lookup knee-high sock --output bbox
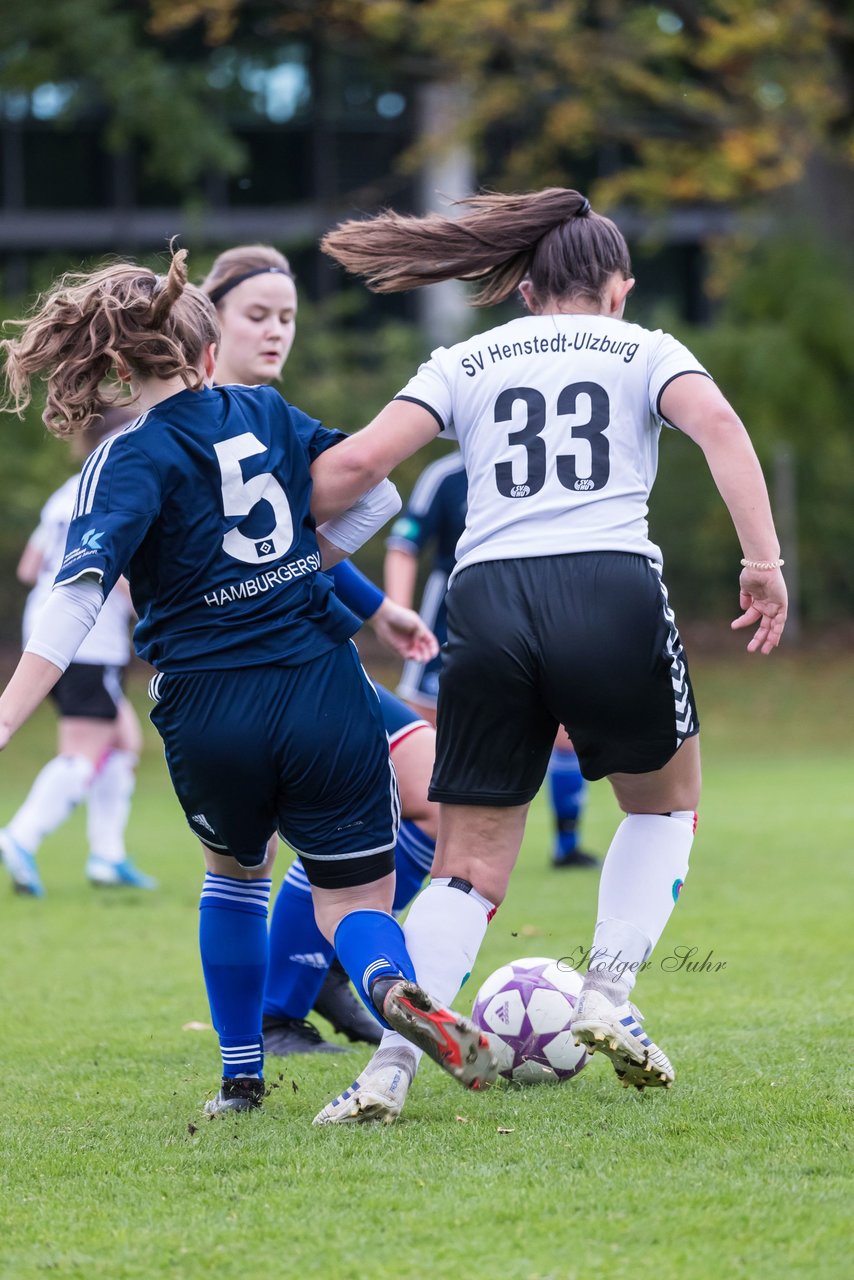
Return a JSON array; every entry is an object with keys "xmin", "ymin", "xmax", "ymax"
[
  {"xmin": 377, "ymin": 876, "xmax": 495, "ymax": 1062},
  {"xmin": 334, "ymin": 910, "xmax": 416, "ymax": 1027},
  {"xmin": 199, "ymin": 873, "xmax": 271, "ymax": 1078},
  {"xmin": 86, "ymin": 750, "xmax": 137, "ymax": 863},
  {"xmin": 264, "ymin": 858, "xmax": 333, "ymax": 1021},
  {"xmin": 392, "ymin": 819, "xmax": 435, "ymax": 914},
  {"xmin": 548, "ymin": 746, "xmax": 586, "ymax": 856},
  {"xmin": 6, "ymin": 755, "xmax": 94, "ymax": 853},
  {"xmin": 584, "ymin": 811, "xmax": 695, "ymax": 1000}
]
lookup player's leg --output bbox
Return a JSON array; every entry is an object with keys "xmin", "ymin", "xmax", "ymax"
[
  {"xmin": 0, "ymin": 665, "xmax": 113, "ymax": 895},
  {"xmin": 548, "ymin": 726, "xmax": 598, "ymax": 869},
  {"xmin": 538, "ymin": 552, "xmax": 701, "ymax": 1090},
  {"xmin": 287, "ymin": 645, "xmax": 495, "ymax": 1124},
  {"xmin": 311, "ymin": 690, "xmax": 439, "ymax": 1042},
  {"xmin": 262, "ymin": 858, "xmax": 346, "ymax": 1055},
  {"xmin": 148, "ymin": 667, "xmax": 284, "ymax": 1114},
  {"xmin": 570, "ymin": 738, "xmax": 700, "ymax": 1090},
  {"xmin": 264, "ymin": 686, "xmax": 438, "ymax": 1053},
  {"xmin": 197, "ymin": 838, "xmax": 277, "ymax": 1114},
  {"xmin": 85, "ymin": 673, "xmax": 156, "ymax": 889}
]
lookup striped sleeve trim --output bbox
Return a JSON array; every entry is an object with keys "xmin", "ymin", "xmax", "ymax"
[{"xmin": 74, "ymin": 412, "xmax": 149, "ymax": 518}]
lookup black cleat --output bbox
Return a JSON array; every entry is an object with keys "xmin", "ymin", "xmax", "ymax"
[
  {"xmin": 204, "ymin": 1076, "xmax": 266, "ymax": 1115},
  {"xmin": 552, "ymin": 848, "xmax": 600, "ymax": 869},
  {"xmin": 262, "ymin": 1015, "xmax": 347, "ymax": 1056},
  {"xmin": 313, "ymin": 958, "xmax": 382, "ymax": 1045}
]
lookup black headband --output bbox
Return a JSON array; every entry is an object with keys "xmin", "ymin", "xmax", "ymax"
[
  {"xmin": 208, "ymin": 265, "xmax": 294, "ymax": 306},
  {"xmin": 577, "ymin": 197, "xmax": 591, "ymax": 216}
]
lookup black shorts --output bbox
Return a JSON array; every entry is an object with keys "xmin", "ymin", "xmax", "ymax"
[
  {"xmin": 49, "ymin": 663, "xmax": 125, "ymax": 720},
  {"xmin": 429, "ymin": 553, "xmax": 699, "ymax": 806}
]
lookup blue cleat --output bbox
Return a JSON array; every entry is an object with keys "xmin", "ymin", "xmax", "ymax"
[
  {"xmin": 86, "ymin": 855, "xmax": 158, "ymax": 890},
  {"xmin": 0, "ymin": 829, "xmax": 45, "ymax": 897}
]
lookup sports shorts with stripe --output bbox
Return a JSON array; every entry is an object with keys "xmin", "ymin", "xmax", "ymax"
[
  {"xmin": 149, "ymin": 641, "xmax": 399, "ymax": 886},
  {"xmin": 429, "ymin": 552, "xmax": 699, "ymax": 806}
]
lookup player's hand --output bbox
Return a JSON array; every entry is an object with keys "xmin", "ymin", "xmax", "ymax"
[
  {"xmin": 730, "ymin": 567, "xmax": 788, "ymax": 655},
  {"xmin": 370, "ymin": 599, "xmax": 439, "ymax": 662}
]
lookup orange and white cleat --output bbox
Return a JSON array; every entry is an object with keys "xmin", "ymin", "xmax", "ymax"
[{"xmin": 377, "ymin": 980, "xmax": 499, "ymax": 1091}]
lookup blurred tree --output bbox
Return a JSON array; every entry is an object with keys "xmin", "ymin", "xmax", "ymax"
[
  {"xmin": 0, "ymin": 0, "xmax": 245, "ymax": 187},
  {"xmin": 149, "ymin": 0, "xmax": 854, "ymax": 207}
]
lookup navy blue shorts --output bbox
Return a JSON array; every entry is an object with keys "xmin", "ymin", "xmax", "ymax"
[
  {"xmin": 373, "ymin": 683, "xmax": 432, "ymax": 748},
  {"xmin": 149, "ymin": 643, "xmax": 399, "ymax": 887},
  {"xmin": 430, "ymin": 553, "xmax": 699, "ymax": 805}
]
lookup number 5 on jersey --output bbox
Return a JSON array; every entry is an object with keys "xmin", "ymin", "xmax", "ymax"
[{"xmin": 214, "ymin": 433, "xmax": 295, "ymax": 565}]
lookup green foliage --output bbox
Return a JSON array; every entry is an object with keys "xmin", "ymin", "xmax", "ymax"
[
  {"xmin": 0, "ymin": 0, "xmax": 244, "ymax": 186},
  {"xmin": 648, "ymin": 231, "xmax": 854, "ymax": 622},
  {"xmin": 149, "ymin": 0, "xmax": 854, "ymax": 207}
]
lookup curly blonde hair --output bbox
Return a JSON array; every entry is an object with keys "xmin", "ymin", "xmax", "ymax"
[{"xmin": 1, "ymin": 247, "xmax": 219, "ymax": 437}]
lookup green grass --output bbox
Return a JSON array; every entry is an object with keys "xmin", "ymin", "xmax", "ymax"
[{"xmin": 1, "ymin": 650, "xmax": 851, "ymax": 1280}]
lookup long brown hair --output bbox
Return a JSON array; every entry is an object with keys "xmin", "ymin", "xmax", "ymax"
[
  {"xmin": 0, "ymin": 248, "xmax": 219, "ymax": 437},
  {"xmin": 321, "ymin": 188, "xmax": 632, "ymax": 308}
]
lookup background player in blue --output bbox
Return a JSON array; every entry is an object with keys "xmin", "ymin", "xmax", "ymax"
[
  {"xmin": 200, "ymin": 244, "xmax": 443, "ymax": 1054},
  {"xmin": 0, "ymin": 248, "xmax": 498, "ymax": 1116},
  {"xmin": 385, "ymin": 451, "xmax": 598, "ymax": 869},
  {"xmin": 312, "ymin": 186, "xmax": 788, "ymax": 1123}
]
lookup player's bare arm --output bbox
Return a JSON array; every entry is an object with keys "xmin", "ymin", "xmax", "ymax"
[{"xmin": 659, "ymin": 373, "xmax": 787, "ymax": 654}]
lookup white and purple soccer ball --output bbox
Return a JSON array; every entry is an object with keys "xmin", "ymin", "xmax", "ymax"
[{"xmin": 471, "ymin": 956, "xmax": 589, "ymax": 1085}]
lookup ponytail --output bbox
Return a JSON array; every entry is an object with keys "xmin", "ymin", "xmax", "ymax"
[
  {"xmin": 321, "ymin": 188, "xmax": 631, "ymax": 308},
  {"xmin": 0, "ymin": 247, "xmax": 219, "ymax": 437}
]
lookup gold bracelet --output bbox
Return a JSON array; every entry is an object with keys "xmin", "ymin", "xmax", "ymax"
[{"xmin": 740, "ymin": 558, "xmax": 784, "ymax": 570}]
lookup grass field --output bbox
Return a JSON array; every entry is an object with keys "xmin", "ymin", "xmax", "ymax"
[{"xmin": 1, "ymin": 648, "xmax": 851, "ymax": 1280}]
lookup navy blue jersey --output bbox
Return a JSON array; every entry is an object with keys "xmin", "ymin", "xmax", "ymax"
[
  {"xmin": 56, "ymin": 384, "xmax": 360, "ymax": 672},
  {"xmin": 386, "ymin": 451, "xmax": 467, "ymax": 578}
]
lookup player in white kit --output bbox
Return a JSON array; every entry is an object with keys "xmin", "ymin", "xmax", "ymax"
[
  {"xmin": 0, "ymin": 422, "xmax": 156, "ymax": 895},
  {"xmin": 312, "ymin": 187, "xmax": 787, "ymax": 1122}
]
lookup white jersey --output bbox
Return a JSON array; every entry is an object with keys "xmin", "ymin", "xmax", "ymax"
[
  {"xmin": 395, "ymin": 312, "xmax": 709, "ymax": 578},
  {"xmin": 22, "ymin": 476, "xmax": 133, "ymax": 666}
]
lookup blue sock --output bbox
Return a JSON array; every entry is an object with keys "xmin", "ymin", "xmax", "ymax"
[
  {"xmin": 264, "ymin": 858, "xmax": 333, "ymax": 1021},
  {"xmin": 334, "ymin": 909, "xmax": 416, "ymax": 1027},
  {"xmin": 548, "ymin": 746, "xmax": 586, "ymax": 857},
  {"xmin": 199, "ymin": 872, "xmax": 271, "ymax": 1079},
  {"xmin": 392, "ymin": 819, "xmax": 435, "ymax": 914}
]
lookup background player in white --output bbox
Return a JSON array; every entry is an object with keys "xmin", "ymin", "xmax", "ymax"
[
  {"xmin": 200, "ymin": 244, "xmax": 443, "ymax": 1055},
  {"xmin": 311, "ymin": 186, "xmax": 787, "ymax": 1123},
  {"xmin": 384, "ymin": 451, "xmax": 599, "ymax": 869},
  {"xmin": 0, "ymin": 417, "xmax": 155, "ymax": 895}
]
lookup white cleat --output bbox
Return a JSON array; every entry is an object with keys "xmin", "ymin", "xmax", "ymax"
[
  {"xmin": 313, "ymin": 1049, "xmax": 416, "ymax": 1126},
  {"xmin": 570, "ymin": 989, "xmax": 675, "ymax": 1091}
]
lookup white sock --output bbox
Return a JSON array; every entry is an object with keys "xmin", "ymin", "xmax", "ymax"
[
  {"xmin": 7, "ymin": 755, "xmax": 95, "ymax": 853},
  {"xmin": 584, "ymin": 811, "xmax": 695, "ymax": 1001},
  {"xmin": 380, "ymin": 876, "xmax": 495, "ymax": 1068},
  {"xmin": 86, "ymin": 750, "xmax": 137, "ymax": 864}
]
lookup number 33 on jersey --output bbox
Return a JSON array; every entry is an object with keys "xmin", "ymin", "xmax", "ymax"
[{"xmin": 395, "ymin": 312, "xmax": 709, "ymax": 579}]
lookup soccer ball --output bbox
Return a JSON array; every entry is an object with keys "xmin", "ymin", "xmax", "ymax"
[{"xmin": 471, "ymin": 956, "xmax": 588, "ymax": 1085}]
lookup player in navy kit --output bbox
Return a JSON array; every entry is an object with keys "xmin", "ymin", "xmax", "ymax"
[
  {"xmin": 199, "ymin": 245, "xmax": 443, "ymax": 1056},
  {"xmin": 0, "ymin": 248, "xmax": 498, "ymax": 1116},
  {"xmin": 385, "ymin": 450, "xmax": 597, "ymax": 868},
  {"xmin": 310, "ymin": 187, "xmax": 788, "ymax": 1123}
]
